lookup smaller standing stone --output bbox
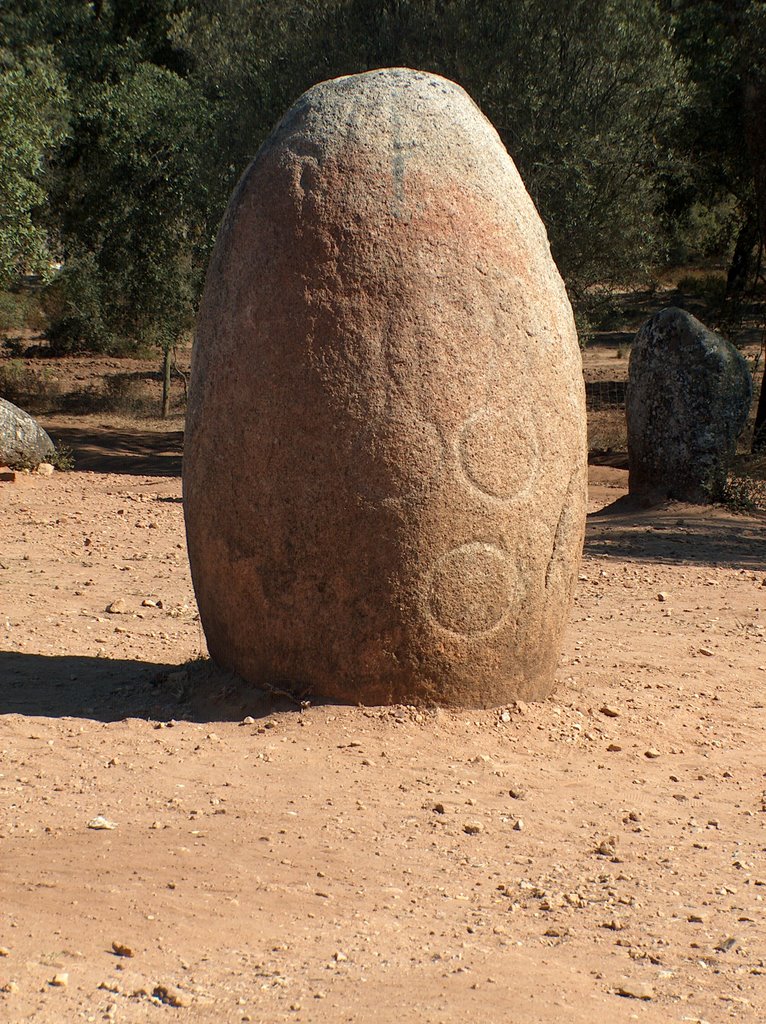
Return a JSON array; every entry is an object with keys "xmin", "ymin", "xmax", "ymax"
[
  {"xmin": 0, "ymin": 397, "xmax": 56, "ymax": 469},
  {"xmin": 627, "ymin": 308, "xmax": 752, "ymax": 502}
]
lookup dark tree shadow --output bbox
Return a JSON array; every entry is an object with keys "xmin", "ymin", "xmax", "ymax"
[
  {"xmin": 588, "ymin": 451, "xmax": 629, "ymax": 469},
  {"xmin": 585, "ymin": 329, "xmax": 635, "ymax": 349},
  {"xmin": 0, "ymin": 652, "xmax": 304, "ymax": 722},
  {"xmin": 586, "ymin": 498, "xmax": 766, "ymax": 568},
  {"xmin": 47, "ymin": 425, "xmax": 183, "ymax": 477}
]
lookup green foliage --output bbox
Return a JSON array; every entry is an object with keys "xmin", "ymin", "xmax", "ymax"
[
  {"xmin": 0, "ymin": 46, "xmax": 68, "ymax": 286},
  {"xmin": 52, "ymin": 62, "xmax": 211, "ymax": 353},
  {"xmin": 2, "ymin": 1, "xmax": 208, "ymax": 357},
  {"xmin": 175, "ymin": 0, "xmax": 684, "ymax": 312},
  {"xmin": 717, "ymin": 473, "xmax": 764, "ymax": 514},
  {"xmin": 49, "ymin": 440, "xmax": 74, "ymax": 471},
  {"xmin": 456, "ymin": 0, "xmax": 681, "ymax": 301},
  {"xmin": 44, "ymin": 254, "xmax": 112, "ymax": 354},
  {"xmin": 0, "ymin": 288, "xmax": 36, "ymax": 335},
  {"xmin": 0, "ymin": 357, "xmax": 58, "ymax": 411},
  {"xmin": 666, "ymin": 2, "xmax": 766, "ymax": 281},
  {"xmin": 0, "ymin": 0, "xmax": 763, "ymax": 358},
  {"xmin": 675, "ymin": 272, "xmax": 728, "ymax": 311},
  {"xmin": 665, "ymin": 197, "xmax": 742, "ymax": 265}
]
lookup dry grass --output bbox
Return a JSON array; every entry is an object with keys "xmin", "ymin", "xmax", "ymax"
[
  {"xmin": 586, "ymin": 407, "xmax": 627, "ymax": 453},
  {"xmin": 0, "ymin": 360, "xmax": 61, "ymax": 413},
  {"xmin": 59, "ymin": 372, "xmax": 160, "ymax": 417}
]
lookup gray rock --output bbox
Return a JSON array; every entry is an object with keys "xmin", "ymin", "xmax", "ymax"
[
  {"xmin": 0, "ymin": 397, "xmax": 55, "ymax": 469},
  {"xmin": 627, "ymin": 308, "xmax": 752, "ymax": 503},
  {"xmin": 184, "ymin": 68, "xmax": 586, "ymax": 707}
]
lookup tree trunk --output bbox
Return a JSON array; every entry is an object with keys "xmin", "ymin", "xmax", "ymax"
[
  {"xmin": 726, "ymin": 211, "xmax": 758, "ymax": 299},
  {"xmin": 161, "ymin": 346, "xmax": 172, "ymax": 419},
  {"xmin": 753, "ymin": 363, "xmax": 766, "ymax": 452},
  {"xmin": 743, "ymin": 74, "xmax": 766, "ymax": 451}
]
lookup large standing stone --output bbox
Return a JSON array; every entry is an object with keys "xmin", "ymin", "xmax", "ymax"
[
  {"xmin": 0, "ymin": 397, "xmax": 55, "ymax": 469},
  {"xmin": 627, "ymin": 307, "xmax": 752, "ymax": 503},
  {"xmin": 184, "ymin": 68, "xmax": 587, "ymax": 707}
]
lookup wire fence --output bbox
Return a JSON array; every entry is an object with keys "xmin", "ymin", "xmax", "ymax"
[
  {"xmin": 583, "ymin": 371, "xmax": 763, "ymax": 412},
  {"xmin": 584, "ymin": 378, "xmax": 627, "ymax": 411},
  {"xmin": 584, "ymin": 368, "xmax": 764, "ymax": 454}
]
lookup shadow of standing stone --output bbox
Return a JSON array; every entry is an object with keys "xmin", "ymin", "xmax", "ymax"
[{"xmin": 627, "ymin": 307, "xmax": 752, "ymax": 503}]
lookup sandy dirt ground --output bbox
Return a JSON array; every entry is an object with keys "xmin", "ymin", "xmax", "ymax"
[{"xmin": 1, "ymin": 419, "xmax": 766, "ymax": 1024}]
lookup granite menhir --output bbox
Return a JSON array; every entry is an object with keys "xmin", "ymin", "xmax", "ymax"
[
  {"xmin": 627, "ymin": 307, "xmax": 752, "ymax": 504},
  {"xmin": 0, "ymin": 397, "xmax": 55, "ymax": 469},
  {"xmin": 184, "ymin": 68, "xmax": 587, "ymax": 707}
]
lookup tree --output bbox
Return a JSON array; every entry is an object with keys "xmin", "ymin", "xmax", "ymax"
[
  {"xmin": 666, "ymin": 3, "xmax": 755, "ymax": 277},
  {"xmin": 52, "ymin": 62, "xmax": 211, "ymax": 413},
  {"xmin": 441, "ymin": 0, "xmax": 682, "ymax": 309},
  {"xmin": 740, "ymin": 2, "xmax": 766, "ymax": 449},
  {"xmin": 0, "ymin": 46, "xmax": 68, "ymax": 286},
  {"xmin": 2, "ymin": 1, "xmax": 209, "ymax": 415},
  {"xmin": 176, "ymin": 0, "xmax": 684, "ymax": 321},
  {"xmin": 670, "ymin": 1, "xmax": 766, "ymax": 448}
]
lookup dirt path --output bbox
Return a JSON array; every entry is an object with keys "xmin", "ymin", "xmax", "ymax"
[{"xmin": 1, "ymin": 450, "xmax": 765, "ymax": 1023}]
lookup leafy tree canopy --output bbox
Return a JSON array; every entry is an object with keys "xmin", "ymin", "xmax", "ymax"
[
  {"xmin": 0, "ymin": 46, "xmax": 68, "ymax": 286},
  {"xmin": 174, "ymin": 0, "xmax": 685, "ymax": 311},
  {"xmin": 1, "ymin": 0, "xmax": 764, "ymax": 362}
]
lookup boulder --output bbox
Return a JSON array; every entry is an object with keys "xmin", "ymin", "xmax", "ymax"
[
  {"xmin": 184, "ymin": 67, "xmax": 587, "ymax": 707},
  {"xmin": 627, "ymin": 308, "xmax": 752, "ymax": 503},
  {"xmin": 0, "ymin": 397, "xmax": 55, "ymax": 469}
]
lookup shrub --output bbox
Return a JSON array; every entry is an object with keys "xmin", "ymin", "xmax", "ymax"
[
  {"xmin": 0, "ymin": 358, "xmax": 58, "ymax": 412},
  {"xmin": 675, "ymin": 272, "xmax": 728, "ymax": 311},
  {"xmin": 0, "ymin": 289, "xmax": 33, "ymax": 335}
]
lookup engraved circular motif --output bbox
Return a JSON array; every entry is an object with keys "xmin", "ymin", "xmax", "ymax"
[
  {"xmin": 458, "ymin": 407, "xmax": 538, "ymax": 501},
  {"xmin": 427, "ymin": 542, "xmax": 517, "ymax": 636}
]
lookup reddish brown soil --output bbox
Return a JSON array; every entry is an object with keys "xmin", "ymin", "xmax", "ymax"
[{"xmin": 1, "ymin": 418, "xmax": 766, "ymax": 1023}]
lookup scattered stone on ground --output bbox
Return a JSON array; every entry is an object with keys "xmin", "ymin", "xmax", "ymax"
[
  {"xmin": 87, "ymin": 816, "xmax": 117, "ymax": 830},
  {"xmin": 616, "ymin": 980, "xmax": 654, "ymax": 1000},
  {"xmin": 111, "ymin": 942, "xmax": 134, "ymax": 958}
]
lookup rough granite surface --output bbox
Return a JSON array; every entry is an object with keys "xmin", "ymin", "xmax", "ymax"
[
  {"xmin": 184, "ymin": 67, "xmax": 587, "ymax": 706},
  {"xmin": 0, "ymin": 397, "xmax": 55, "ymax": 469},
  {"xmin": 627, "ymin": 307, "xmax": 752, "ymax": 503}
]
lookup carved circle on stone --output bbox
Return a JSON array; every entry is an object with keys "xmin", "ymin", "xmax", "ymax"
[
  {"xmin": 457, "ymin": 406, "xmax": 539, "ymax": 501},
  {"xmin": 427, "ymin": 542, "xmax": 518, "ymax": 636}
]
